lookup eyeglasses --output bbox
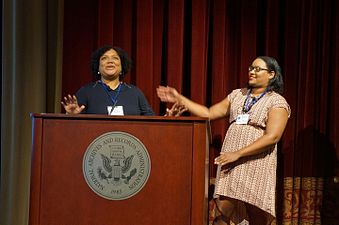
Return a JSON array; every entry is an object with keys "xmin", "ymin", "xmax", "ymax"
[{"xmin": 248, "ymin": 66, "xmax": 270, "ymax": 73}]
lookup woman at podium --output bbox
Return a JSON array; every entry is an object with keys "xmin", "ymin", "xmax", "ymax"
[{"xmin": 61, "ymin": 45, "xmax": 155, "ymax": 116}]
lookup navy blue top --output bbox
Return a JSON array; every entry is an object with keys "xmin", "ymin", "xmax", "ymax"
[{"xmin": 75, "ymin": 81, "xmax": 155, "ymax": 116}]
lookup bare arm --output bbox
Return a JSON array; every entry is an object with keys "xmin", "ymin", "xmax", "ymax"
[
  {"xmin": 157, "ymin": 85, "xmax": 230, "ymax": 120},
  {"xmin": 214, "ymin": 107, "xmax": 289, "ymax": 165}
]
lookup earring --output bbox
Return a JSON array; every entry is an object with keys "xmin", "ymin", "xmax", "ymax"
[{"xmin": 97, "ymin": 71, "xmax": 100, "ymax": 74}]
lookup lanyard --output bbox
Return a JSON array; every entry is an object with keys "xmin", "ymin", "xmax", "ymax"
[
  {"xmin": 242, "ymin": 89, "xmax": 266, "ymax": 113},
  {"xmin": 99, "ymin": 80, "xmax": 122, "ymax": 107}
]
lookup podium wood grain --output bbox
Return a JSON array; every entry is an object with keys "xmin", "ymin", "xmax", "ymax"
[{"xmin": 30, "ymin": 114, "xmax": 209, "ymax": 225}]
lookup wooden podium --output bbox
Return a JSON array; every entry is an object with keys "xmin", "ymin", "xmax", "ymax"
[{"xmin": 30, "ymin": 113, "xmax": 209, "ymax": 225}]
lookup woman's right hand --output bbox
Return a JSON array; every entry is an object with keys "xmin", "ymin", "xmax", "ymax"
[
  {"xmin": 61, "ymin": 94, "xmax": 85, "ymax": 114},
  {"xmin": 156, "ymin": 86, "xmax": 181, "ymax": 103}
]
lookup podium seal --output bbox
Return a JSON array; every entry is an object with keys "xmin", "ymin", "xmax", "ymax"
[{"xmin": 83, "ymin": 131, "xmax": 151, "ymax": 200}]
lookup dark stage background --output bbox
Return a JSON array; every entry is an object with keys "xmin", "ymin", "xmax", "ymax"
[{"xmin": 61, "ymin": 0, "xmax": 339, "ymax": 224}]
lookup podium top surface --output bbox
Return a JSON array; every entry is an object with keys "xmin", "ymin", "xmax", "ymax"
[{"xmin": 30, "ymin": 113, "xmax": 209, "ymax": 123}]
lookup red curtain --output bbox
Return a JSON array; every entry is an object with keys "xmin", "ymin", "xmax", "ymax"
[{"xmin": 62, "ymin": 0, "xmax": 339, "ymax": 223}]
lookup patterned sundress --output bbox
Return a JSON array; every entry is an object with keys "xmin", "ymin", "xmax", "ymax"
[{"xmin": 214, "ymin": 88, "xmax": 291, "ymax": 222}]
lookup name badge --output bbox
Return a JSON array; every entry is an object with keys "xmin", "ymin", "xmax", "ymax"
[
  {"xmin": 236, "ymin": 114, "xmax": 249, "ymax": 125},
  {"xmin": 107, "ymin": 106, "xmax": 124, "ymax": 116}
]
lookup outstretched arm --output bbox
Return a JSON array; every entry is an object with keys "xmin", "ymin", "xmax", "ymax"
[
  {"xmin": 157, "ymin": 85, "xmax": 230, "ymax": 120},
  {"xmin": 61, "ymin": 94, "xmax": 85, "ymax": 114}
]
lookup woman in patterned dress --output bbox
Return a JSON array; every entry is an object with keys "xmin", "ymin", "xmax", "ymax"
[{"xmin": 157, "ymin": 56, "xmax": 290, "ymax": 225}]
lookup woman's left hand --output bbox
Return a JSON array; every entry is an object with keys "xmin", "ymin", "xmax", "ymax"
[
  {"xmin": 214, "ymin": 151, "xmax": 241, "ymax": 166},
  {"xmin": 165, "ymin": 102, "xmax": 188, "ymax": 117}
]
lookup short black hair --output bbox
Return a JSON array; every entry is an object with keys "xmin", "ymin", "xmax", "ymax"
[
  {"xmin": 90, "ymin": 45, "xmax": 132, "ymax": 80},
  {"xmin": 257, "ymin": 56, "xmax": 284, "ymax": 94}
]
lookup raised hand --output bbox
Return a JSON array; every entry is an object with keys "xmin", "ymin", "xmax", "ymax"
[
  {"xmin": 156, "ymin": 86, "xmax": 180, "ymax": 103},
  {"xmin": 61, "ymin": 94, "xmax": 85, "ymax": 114},
  {"xmin": 165, "ymin": 102, "xmax": 188, "ymax": 117}
]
